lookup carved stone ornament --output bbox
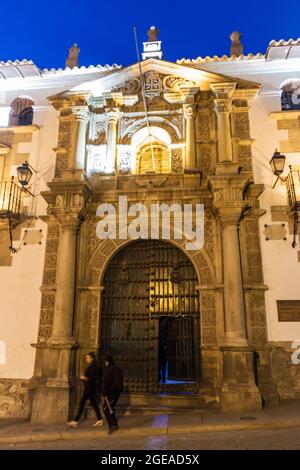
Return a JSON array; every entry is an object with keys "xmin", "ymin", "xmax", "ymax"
[
  {"xmin": 163, "ymin": 76, "xmax": 196, "ymax": 92},
  {"xmin": 214, "ymin": 99, "xmax": 232, "ymax": 114},
  {"xmin": 134, "ymin": 176, "xmax": 167, "ymax": 188},
  {"xmin": 112, "ymin": 78, "xmax": 141, "ymax": 94},
  {"xmin": 144, "ymin": 71, "xmax": 162, "ymax": 99},
  {"xmin": 71, "ymin": 106, "xmax": 90, "ymax": 122},
  {"xmin": 119, "ymin": 149, "xmax": 131, "ymax": 174},
  {"xmin": 171, "ymin": 148, "xmax": 183, "ymax": 173}
]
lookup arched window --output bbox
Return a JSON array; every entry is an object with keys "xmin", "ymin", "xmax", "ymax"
[
  {"xmin": 137, "ymin": 142, "xmax": 170, "ymax": 174},
  {"xmin": 281, "ymin": 79, "xmax": 300, "ymax": 111},
  {"xmin": 9, "ymin": 97, "xmax": 34, "ymax": 126},
  {"xmin": 131, "ymin": 126, "xmax": 172, "ymax": 174}
]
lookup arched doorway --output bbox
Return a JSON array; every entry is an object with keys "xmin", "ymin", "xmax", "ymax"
[{"xmin": 100, "ymin": 240, "xmax": 200, "ymax": 394}]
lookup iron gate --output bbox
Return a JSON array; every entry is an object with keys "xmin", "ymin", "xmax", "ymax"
[{"xmin": 100, "ymin": 240, "xmax": 200, "ymax": 393}]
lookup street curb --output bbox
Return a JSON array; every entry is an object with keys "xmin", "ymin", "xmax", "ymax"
[{"xmin": 1, "ymin": 419, "xmax": 300, "ymax": 445}]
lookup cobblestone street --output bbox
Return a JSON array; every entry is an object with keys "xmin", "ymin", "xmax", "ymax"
[{"xmin": 1, "ymin": 427, "xmax": 300, "ymax": 450}]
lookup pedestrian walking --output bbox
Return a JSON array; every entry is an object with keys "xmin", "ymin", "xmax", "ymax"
[
  {"xmin": 102, "ymin": 353, "xmax": 124, "ymax": 434},
  {"xmin": 67, "ymin": 351, "xmax": 103, "ymax": 428}
]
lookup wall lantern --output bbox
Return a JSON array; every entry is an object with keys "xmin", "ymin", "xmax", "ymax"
[
  {"xmin": 17, "ymin": 161, "xmax": 33, "ymax": 187},
  {"xmin": 286, "ymin": 165, "xmax": 300, "ymax": 248},
  {"xmin": 16, "ymin": 161, "xmax": 36, "ymax": 196},
  {"xmin": 0, "ymin": 161, "xmax": 37, "ymax": 253},
  {"xmin": 270, "ymin": 150, "xmax": 286, "ymax": 188}
]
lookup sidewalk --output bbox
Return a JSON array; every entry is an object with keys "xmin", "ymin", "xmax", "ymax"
[{"xmin": 1, "ymin": 400, "xmax": 300, "ymax": 445}]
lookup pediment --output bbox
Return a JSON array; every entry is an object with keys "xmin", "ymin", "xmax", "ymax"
[{"xmin": 68, "ymin": 58, "xmax": 260, "ymax": 98}]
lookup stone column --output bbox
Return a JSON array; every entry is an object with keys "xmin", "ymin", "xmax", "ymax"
[
  {"xmin": 50, "ymin": 217, "xmax": 79, "ymax": 343},
  {"xmin": 30, "ymin": 174, "xmax": 90, "ymax": 424},
  {"xmin": 70, "ymin": 107, "xmax": 89, "ymax": 169},
  {"xmin": 209, "ymin": 165, "xmax": 262, "ymax": 412},
  {"xmin": 220, "ymin": 210, "xmax": 247, "ymax": 346},
  {"xmin": 214, "ymin": 99, "xmax": 233, "ymax": 162},
  {"xmin": 210, "ymin": 83, "xmax": 236, "ymax": 163},
  {"xmin": 183, "ymin": 103, "xmax": 197, "ymax": 170},
  {"xmin": 105, "ymin": 108, "xmax": 119, "ymax": 174},
  {"xmin": 219, "ymin": 208, "xmax": 262, "ymax": 411}
]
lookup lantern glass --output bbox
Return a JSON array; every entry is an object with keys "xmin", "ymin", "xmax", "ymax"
[
  {"xmin": 286, "ymin": 165, "xmax": 300, "ymax": 210},
  {"xmin": 270, "ymin": 151, "xmax": 286, "ymax": 176},
  {"xmin": 17, "ymin": 163, "xmax": 33, "ymax": 186}
]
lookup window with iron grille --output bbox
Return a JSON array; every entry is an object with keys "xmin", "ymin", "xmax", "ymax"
[
  {"xmin": 281, "ymin": 79, "xmax": 300, "ymax": 111},
  {"xmin": 9, "ymin": 97, "xmax": 34, "ymax": 126}
]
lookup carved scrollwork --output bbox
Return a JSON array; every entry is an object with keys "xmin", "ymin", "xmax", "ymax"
[
  {"xmin": 171, "ymin": 148, "xmax": 183, "ymax": 173},
  {"xmin": 112, "ymin": 78, "xmax": 141, "ymax": 94},
  {"xmin": 163, "ymin": 75, "xmax": 196, "ymax": 91}
]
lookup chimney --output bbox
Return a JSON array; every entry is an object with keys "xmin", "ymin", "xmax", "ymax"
[
  {"xmin": 230, "ymin": 31, "xmax": 244, "ymax": 56},
  {"xmin": 65, "ymin": 43, "xmax": 80, "ymax": 69},
  {"xmin": 142, "ymin": 26, "xmax": 162, "ymax": 60}
]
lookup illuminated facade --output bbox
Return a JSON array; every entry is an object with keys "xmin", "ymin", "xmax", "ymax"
[{"xmin": 1, "ymin": 32, "xmax": 300, "ymax": 423}]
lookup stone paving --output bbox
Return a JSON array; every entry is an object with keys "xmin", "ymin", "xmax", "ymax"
[{"xmin": 1, "ymin": 400, "xmax": 300, "ymax": 447}]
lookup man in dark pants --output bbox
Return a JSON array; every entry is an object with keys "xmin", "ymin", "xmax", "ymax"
[
  {"xmin": 102, "ymin": 354, "xmax": 124, "ymax": 434},
  {"xmin": 68, "ymin": 352, "xmax": 103, "ymax": 427}
]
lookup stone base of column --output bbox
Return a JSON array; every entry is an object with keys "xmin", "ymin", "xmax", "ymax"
[
  {"xmin": 30, "ymin": 342, "xmax": 77, "ymax": 424},
  {"xmin": 220, "ymin": 346, "xmax": 262, "ymax": 413},
  {"xmin": 255, "ymin": 346, "xmax": 280, "ymax": 406},
  {"xmin": 184, "ymin": 168, "xmax": 201, "ymax": 174},
  {"xmin": 30, "ymin": 380, "xmax": 72, "ymax": 425}
]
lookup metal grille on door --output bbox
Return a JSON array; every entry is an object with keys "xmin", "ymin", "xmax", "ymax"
[{"xmin": 100, "ymin": 240, "xmax": 200, "ymax": 393}]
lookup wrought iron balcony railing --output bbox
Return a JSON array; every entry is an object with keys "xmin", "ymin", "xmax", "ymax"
[{"xmin": 0, "ymin": 177, "xmax": 26, "ymax": 219}]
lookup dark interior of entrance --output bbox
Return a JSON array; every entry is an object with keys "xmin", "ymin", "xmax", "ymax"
[
  {"xmin": 158, "ymin": 316, "xmax": 196, "ymax": 384},
  {"xmin": 100, "ymin": 240, "xmax": 200, "ymax": 393}
]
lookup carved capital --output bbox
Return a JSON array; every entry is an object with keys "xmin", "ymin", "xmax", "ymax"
[
  {"xmin": 59, "ymin": 216, "xmax": 80, "ymax": 233},
  {"xmin": 183, "ymin": 103, "xmax": 196, "ymax": 119},
  {"xmin": 105, "ymin": 108, "xmax": 120, "ymax": 124},
  {"xmin": 210, "ymin": 82, "xmax": 236, "ymax": 99},
  {"xmin": 217, "ymin": 208, "xmax": 244, "ymax": 228},
  {"xmin": 214, "ymin": 98, "xmax": 232, "ymax": 114},
  {"xmin": 71, "ymin": 106, "xmax": 90, "ymax": 123}
]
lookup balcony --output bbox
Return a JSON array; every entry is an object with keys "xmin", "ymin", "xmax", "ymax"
[{"xmin": 0, "ymin": 177, "xmax": 30, "ymax": 221}]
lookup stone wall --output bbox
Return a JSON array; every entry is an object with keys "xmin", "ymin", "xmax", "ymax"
[
  {"xmin": 271, "ymin": 342, "xmax": 300, "ymax": 399},
  {"xmin": 0, "ymin": 379, "xmax": 30, "ymax": 418}
]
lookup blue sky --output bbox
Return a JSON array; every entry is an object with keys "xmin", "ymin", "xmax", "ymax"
[{"xmin": 2, "ymin": 0, "xmax": 300, "ymax": 69}]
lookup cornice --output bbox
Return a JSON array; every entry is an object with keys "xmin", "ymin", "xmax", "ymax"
[
  {"xmin": 270, "ymin": 110, "xmax": 300, "ymax": 120},
  {"xmin": 0, "ymin": 124, "xmax": 39, "ymax": 133}
]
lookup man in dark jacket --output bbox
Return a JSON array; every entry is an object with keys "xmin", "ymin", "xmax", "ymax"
[{"xmin": 102, "ymin": 354, "xmax": 123, "ymax": 434}]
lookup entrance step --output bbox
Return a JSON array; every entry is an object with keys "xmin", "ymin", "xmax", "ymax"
[
  {"xmin": 118, "ymin": 393, "xmax": 219, "ymax": 411},
  {"xmin": 86, "ymin": 391, "xmax": 219, "ymax": 417}
]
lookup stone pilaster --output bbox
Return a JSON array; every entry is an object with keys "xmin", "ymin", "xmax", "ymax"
[
  {"xmin": 183, "ymin": 103, "xmax": 197, "ymax": 171},
  {"xmin": 105, "ymin": 108, "xmax": 119, "ymax": 174},
  {"xmin": 30, "ymin": 169, "xmax": 90, "ymax": 424},
  {"xmin": 70, "ymin": 106, "xmax": 90, "ymax": 169},
  {"xmin": 209, "ymin": 163, "xmax": 262, "ymax": 412},
  {"xmin": 49, "ymin": 217, "xmax": 79, "ymax": 343},
  {"xmin": 210, "ymin": 83, "xmax": 236, "ymax": 163},
  {"xmin": 219, "ymin": 210, "xmax": 248, "ymax": 346}
]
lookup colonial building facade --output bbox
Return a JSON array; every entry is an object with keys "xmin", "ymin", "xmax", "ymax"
[{"xmin": 1, "ymin": 31, "xmax": 300, "ymax": 423}]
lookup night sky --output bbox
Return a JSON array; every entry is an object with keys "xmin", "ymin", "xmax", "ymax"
[{"xmin": 2, "ymin": 0, "xmax": 300, "ymax": 69}]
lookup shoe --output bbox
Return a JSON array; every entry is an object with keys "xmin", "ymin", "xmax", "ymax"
[
  {"xmin": 107, "ymin": 425, "xmax": 119, "ymax": 434},
  {"xmin": 93, "ymin": 420, "xmax": 104, "ymax": 427},
  {"xmin": 67, "ymin": 420, "xmax": 78, "ymax": 428}
]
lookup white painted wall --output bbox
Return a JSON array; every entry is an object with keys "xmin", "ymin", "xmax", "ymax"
[
  {"xmin": 202, "ymin": 57, "xmax": 300, "ymax": 342},
  {"xmin": 0, "ymin": 67, "xmax": 108, "ymax": 379}
]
